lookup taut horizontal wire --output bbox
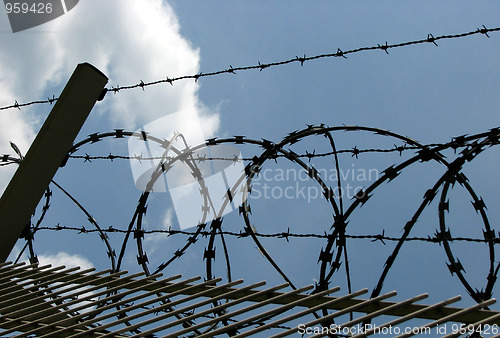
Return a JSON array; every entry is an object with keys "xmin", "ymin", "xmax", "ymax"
[
  {"xmin": 65, "ymin": 139, "xmax": 473, "ymax": 163},
  {"xmin": 0, "ymin": 25, "xmax": 498, "ymax": 111},
  {"xmin": 34, "ymin": 225, "xmax": 500, "ymax": 245}
]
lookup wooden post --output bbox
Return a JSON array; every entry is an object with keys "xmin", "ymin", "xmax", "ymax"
[{"xmin": 0, "ymin": 63, "xmax": 108, "ymax": 262}]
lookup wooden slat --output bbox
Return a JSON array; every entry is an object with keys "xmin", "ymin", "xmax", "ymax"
[{"xmin": 1, "ymin": 262, "xmax": 500, "ymax": 338}]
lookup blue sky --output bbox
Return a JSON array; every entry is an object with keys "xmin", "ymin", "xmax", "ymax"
[{"xmin": 1, "ymin": 0, "xmax": 500, "ymax": 327}]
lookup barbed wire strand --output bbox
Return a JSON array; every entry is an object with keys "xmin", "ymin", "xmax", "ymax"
[
  {"xmin": 2, "ymin": 25, "xmax": 499, "ymax": 334},
  {"xmin": 11, "ymin": 123, "xmax": 500, "ymax": 334},
  {"xmin": 34, "ymin": 225, "xmax": 500, "ymax": 244},
  {"xmin": 0, "ymin": 26, "xmax": 498, "ymax": 111},
  {"xmin": 64, "ymin": 139, "xmax": 478, "ymax": 163}
]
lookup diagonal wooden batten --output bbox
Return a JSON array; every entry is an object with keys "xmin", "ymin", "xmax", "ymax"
[{"xmin": 1, "ymin": 263, "xmax": 500, "ymax": 337}]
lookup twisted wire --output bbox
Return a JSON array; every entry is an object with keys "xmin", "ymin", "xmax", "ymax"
[
  {"xmin": 1, "ymin": 23, "xmax": 498, "ymax": 335},
  {"xmin": 30, "ymin": 126, "xmax": 500, "ymax": 300},
  {"xmin": 65, "ymin": 140, "xmax": 473, "ymax": 163},
  {"xmin": 1, "ymin": 25, "xmax": 497, "ymax": 111},
  {"xmin": 34, "ymin": 225, "xmax": 500, "ymax": 244},
  {"xmin": 4, "ymin": 123, "xmax": 500, "ymax": 334}
]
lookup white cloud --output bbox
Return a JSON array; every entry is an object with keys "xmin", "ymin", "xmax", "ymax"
[
  {"xmin": 46, "ymin": 0, "xmax": 210, "ymax": 127},
  {"xmin": 163, "ymin": 207, "xmax": 174, "ymax": 229},
  {"xmin": 0, "ymin": 64, "xmax": 38, "ymax": 191},
  {"xmin": 7, "ymin": 246, "xmax": 94, "ymax": 273},
  {"xmin": 37, "ymin": 252, "xmax": 97, "ymax": 313},
  {"xmin": 0, "ymin": 112, "xmax": 35, "ymax": 192},
  {"xmin": 0, "ymin": 0, "xmax": 219, "ymax": 192},
  {"xmin": 37, "ymin": 252, "xmax": 94, "ymax": 270},
  {"xmin": 141, "ymin": 207, "xmax": 175, "ymax": 257}
]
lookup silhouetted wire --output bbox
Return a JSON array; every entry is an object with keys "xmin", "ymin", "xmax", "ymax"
[
  {"xmin": 17, "ymin": 125, "xmax": 498, "ymax": 305},
  {"xmin": 0, "ymin": 137, "xmax": 488, "ymax": 168},
  {"xmin": 2, "ymin": 24, "xmax": 499, "ymax": 334},
  {"xmin": 4, "ymin": 122, "xmax": 500, "ymax": 318},
  {"xmin": 1, "ymin": 25, "xmax": 498, "ymax": 111},
  {"xmin": 6, "ymin": 124, "xmax": 500, "ymax": 334},
  {"xmin": 65, "ymin": 140, "xmax": 471, "ymax": 163},
  {"xmin": 34, "ymin": 225, "xmax": 500, "ymax": 244}
]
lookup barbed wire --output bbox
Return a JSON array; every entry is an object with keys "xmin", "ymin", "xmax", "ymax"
[
  {"xmin": 0, "ymin": 96, "xmax": 57, "ymax": 112},
  {"xmin": 14, "ymin": 124, "xmax": 500, "ymax": 303},
  {"xmin": 64, "ymin": 138, "xmax": 477, "ymax": 163},
  {"xmin": 34, "ymin": 225, "xmax": 500, "ymax": 244},
  {"xmin": 10, "ymin": 123, "xmax": 500, "ymax": 334},
  {"xmin": 0, "ymin": 25, "xmax": 498, "ymax": 111},
  {"xmin": 2, "ymin": 24, "xmax": 499, "ymax": 336},
  {"xmin": 0, "ymin": 133, "xmax": 488, "ymax": 170}
]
